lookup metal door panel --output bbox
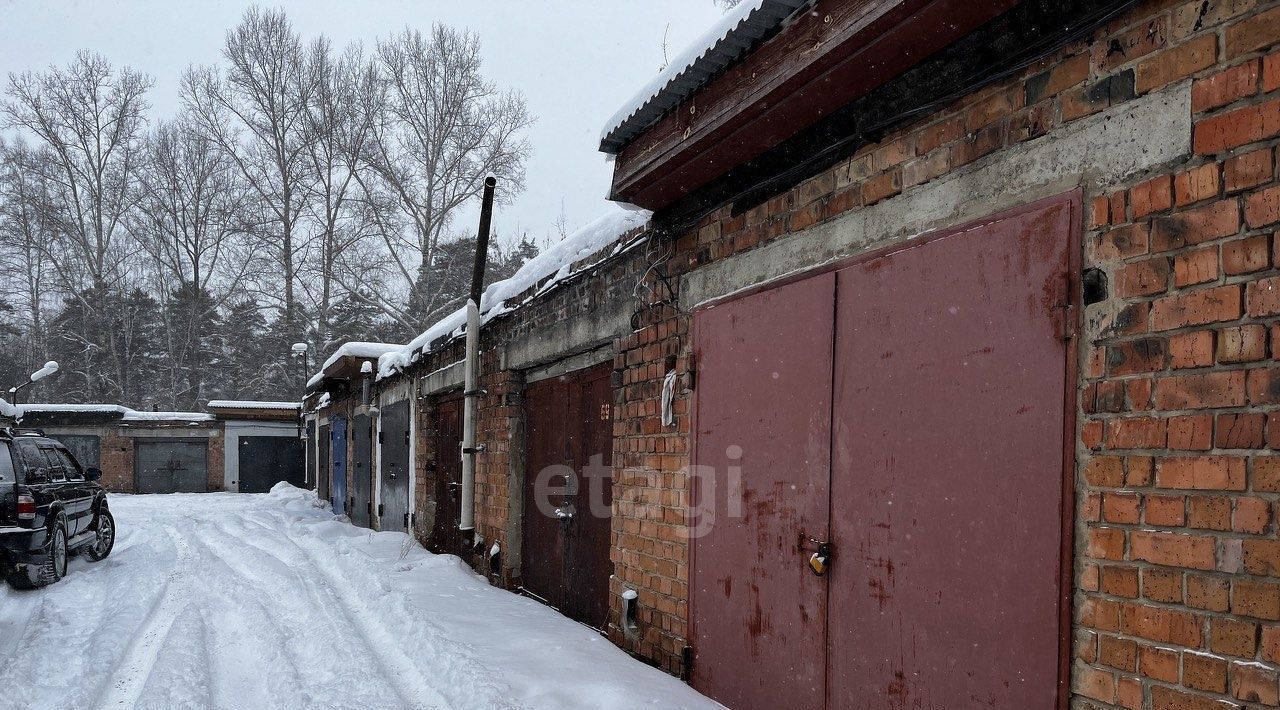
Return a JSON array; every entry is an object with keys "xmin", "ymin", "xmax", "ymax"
[
  {"xmin": 238, "ymin": 436, "xmax": 305, "ymax": 494},
  {"xmin": 690, "ymin": 273, "xmax": 834, "ymax": 710},
  {"xmin": 380, "ymin": 401, "xmax": 411, "ymax": 532},
  {"xmin": 521, "ymin": 377, "xmax": 569, "ymax": 610},
  {"xmin": 330, "ymin": 417, "xmax": 348, "ymax": 516},
  {"xmin": 350, "ymin": 415, "xmax": 373, "ymax": 527},
  {"xmin": 135, "ymin": 441, "xmax": 208, "ymax": 494},
  {"xmin": 317, "ymin": 423, "xmax": 330, "ymax": 500},
  {"xmin": 564, "ymin": 364, "xmax": 614, "ymax": 629},
  {"xmin": 431, "ymin": 396, "xmax": 464, "ymax": 553},
  {"xmin": 49, "ymin": 435, "xmax": 100, "ymax": 470},
  {"xmin": 305, "ymin": 420, "xmax": 316, "ymax": 487},
  {"xmin": 828, "ymin": 200, "xmax": 1073, "ymax": 708}
]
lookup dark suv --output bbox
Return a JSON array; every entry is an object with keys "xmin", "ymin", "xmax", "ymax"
[{"xmin": 0, "ymin": 428, "xmax": 114, "ymax": 588}]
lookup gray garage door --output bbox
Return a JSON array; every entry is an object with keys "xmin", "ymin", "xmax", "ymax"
[
  {"xmin": 135, "ymin": 441, "xmax": 208, "ymax": 493},
  {"xmin": 49, "ymin": 435, "xmax": 100, "ymax": 469},
  {"xmin": 238, "ymin": 436, "xmax": 305, "ymax": 493}
]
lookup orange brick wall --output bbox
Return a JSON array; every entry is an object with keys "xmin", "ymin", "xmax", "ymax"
[{"xmin": 368, "ymin": 0, "xmax": 1280, "ymax": 698}]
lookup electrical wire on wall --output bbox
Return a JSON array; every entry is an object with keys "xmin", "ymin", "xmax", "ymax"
[{"xmin": 630, "ymin": 225, "xmax": 683, "ymax": 331}]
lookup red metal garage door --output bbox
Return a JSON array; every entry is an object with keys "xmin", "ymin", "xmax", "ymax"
[
  {"xmin": 690, "ymin": 195, "xmax": 1077, "ymax": 709},
  {"xmin": 520, "ymin": 361, "xmax": 615, "ymax": 629},
  {"xmin": 430, "ymin": 394, "xmax": 464, "ymax": 554},
  {"xmin": 828, "ymin": 197, "xmax": 1075, "ymax": 708}
]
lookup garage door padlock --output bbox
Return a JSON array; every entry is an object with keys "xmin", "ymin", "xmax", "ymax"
[{"xmin": 808, "ymin": 542, "xmax": 831, "ymax": 577}]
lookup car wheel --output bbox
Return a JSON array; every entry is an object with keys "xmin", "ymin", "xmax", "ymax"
[
  {"xmin": 83, "ymin": 508, "xmax": 115, "ymax": 562},
  {"xmin": 34, "ymin": 518, "xmax": 68, "ymax": 587}
]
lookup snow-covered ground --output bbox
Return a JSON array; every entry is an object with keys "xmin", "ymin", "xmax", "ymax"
[{"xmin": 0, "ymin": 486, "xmax": 720, "ymax": 710}]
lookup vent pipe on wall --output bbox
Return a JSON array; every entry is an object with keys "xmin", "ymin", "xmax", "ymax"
[{"xmin": 459, "ymin": 176, "xmax": 497, "ymax": 546}]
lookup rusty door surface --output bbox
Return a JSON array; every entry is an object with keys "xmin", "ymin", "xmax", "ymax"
[
  {"xmin": 690, "ymin": 274, "xmax": 834, "ymax": 710},
  {"xmin": 564, "ymin": 364, "xmax": 615, "ymax": 628},
  {"xmin": 521, "ymin": 362, "xmax": 615, "ymax": 629},
  {"xmin": 431, "ymin": 395, "xmax": 464, "ymax": 553},
  {"xmin": 380, "ymin": 400, "xmax": 411, "ymax": 532},
  {"xmin": 350, "ymin": 414, "xmax": 373, "ymax": 528},
  {"xmin": 827, "ymin": 199, "xmax": 1073, "ymax": 708},
  {"xmin": 522, "ymin": 374, "xmax": 569, "ymax": 609}
]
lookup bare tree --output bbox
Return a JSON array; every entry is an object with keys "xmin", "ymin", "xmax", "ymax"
[
  {"xmin": 3, "ymin": 51, "xmax": 152, "ymax": 292},
  {"xmin": 134, "ymin": 117, "xmax": 250, "ymax": 292},
  {"xmin": 133, "ymin": 117, "xmax": 253, "ymax": 407},
  {"xmin": 297, "ymin": 39, "xmax": 383, "ymax": 342},
  {"xmin": 3, "ymin": 52, "xmax": 153, "ymax": 400},
  {"xmin": 0, "ymin": 138, "xmax": 59, "ymax": 385},
  {"xmin": 182, "ymin": 7, "xmax": 315, "ymax": 336},
  {"xmin": 361, "ymin": 24, "xmax": 531, "ymax": 327}
]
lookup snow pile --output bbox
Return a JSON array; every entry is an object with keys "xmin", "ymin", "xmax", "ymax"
[
  {"xmin": 307, "ymin": 341, "xmax": 404, "ymax": 388},
  {"xmin": 0, "ymin": 397, "xmax": 15, "ymax": 420},
  {"xmin": 378, "ymin": 205, "xmax": 650, "ymax": 379},
  {"xmin": 0, "ymin": 489, "xmax": 721, "ymax": 709},
  {"xmin": 601, "ymin": 0, "xmax": 798, "ymax": 145},
  {"xmin": 15, "ymin": 403, "xmax": 214, "ymax": 422}
]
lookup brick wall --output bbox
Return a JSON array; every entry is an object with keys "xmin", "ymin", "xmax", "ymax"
[
  {"xmin": 608, "ymin": 0, "xmax": 1280, "ymax": 698},
  {"xmin": 1074, "ymin": 4, "xmax": 1280, "ymax": 704},
  {"xmin": 359, "ymin": 0, "xmax": 1280, "ymax": 698},
  {"xmin": 99, "ymin": 430, "xmax": 133, "ymax": 492}
]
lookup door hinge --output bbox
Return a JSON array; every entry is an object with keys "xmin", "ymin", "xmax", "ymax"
[
  {"xmin": 1061, "ymin": 303, "xmax": 1077, "ymax": 341},
  {"xmin": 686, "ymin": 352, "xmax": 697, "ymax": 392},
  {"xmin": 681, "ymin": 645, "xmax": 693, "ymax": 681},
  {"xmin": 404, "ymin": 512, "xmax": 409, "ymax": 528},
  {"xmin": 378, "ymin": 503, "xmax": 384, "ymax": 517},
  {"xmin": 1057, "ymin": 272, "xmax": 1077, "ymax": 341},
  {"xmin": 378, "ymin": 431, "xmax": 384, "ymax": 444},
  {"xmin": 404, "ymin": 430, "xmax": 410, "ymax": 446}
]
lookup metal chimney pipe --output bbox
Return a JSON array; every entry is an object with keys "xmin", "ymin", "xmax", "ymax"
[{"xmin": 460, "ymin": 176, "xmax": 497, "ymax": 543}]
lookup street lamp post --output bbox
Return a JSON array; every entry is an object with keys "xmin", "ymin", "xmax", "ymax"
[
  {"xmin": 291, "ymin": 343, "xmax": 310, "ymax": 441},
  {"xmin": 7, "ymin": 360, "xmax": 60, "ymax": 405}
]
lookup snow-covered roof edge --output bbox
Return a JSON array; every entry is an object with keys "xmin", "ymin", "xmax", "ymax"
[
  {"xmin": 207, "ymin": 400, "xmax": 301, "ymax": 411},
  {"xmin": 306, "ymin": 341, "xmax": 404, "ymax": 388},
  {"xmin": 377, "ymin": 204, "xmax": 651, "ymax": 380},
  {"xmin": 16, "ymin": 403, "xmax": 214, "ymax": 422},
  {"xmin": 600, "ymin": 0, "xmax": 807, "ymax": 153}
]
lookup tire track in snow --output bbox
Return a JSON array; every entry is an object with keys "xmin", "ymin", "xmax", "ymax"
[
  {"xmin": 222, "ymin": 514, "xmax": 454, "ymax": 710},
  {"xmin": 93, "ymin": 526, "xmax": 192, "ymax": 709}
]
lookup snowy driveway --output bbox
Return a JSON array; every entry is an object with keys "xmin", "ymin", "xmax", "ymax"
[{"xmin": 0, "ymin": 487, "xmax": 719, "ymax": 710}]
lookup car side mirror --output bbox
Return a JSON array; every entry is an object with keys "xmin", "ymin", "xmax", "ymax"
[
  {"xmin": 85, "ymin": 467, "xmax": 102, "ymax": 482},
  {"xmin": 26, "ymin": 467, "xmax": 49, "ymax": 484}
]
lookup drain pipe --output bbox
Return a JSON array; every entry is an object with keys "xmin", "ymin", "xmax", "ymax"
[{"xmin": 460, "ymin": 176, "xmax": 497, "ymax": 547}]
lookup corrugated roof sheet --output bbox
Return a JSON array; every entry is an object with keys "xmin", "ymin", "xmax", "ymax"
[{"xmin": 599, "ymin": 0, "xmax": 808, "ymax": 154}]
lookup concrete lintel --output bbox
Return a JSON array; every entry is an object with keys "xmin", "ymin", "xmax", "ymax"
[
  {"xmin": 420, "ymin": 360, "xmax": 465, "ymax": 395},
  {"xmin": 500, "ymin": 295, "xmax": 631, "ymax": 372},
  {"xmin": 682, "ymin": 81, "xmax": 1192, "ymax": 307},
  {"xmin": 525, "ymin": 344, "xmax": 614, "ymax": 384}
]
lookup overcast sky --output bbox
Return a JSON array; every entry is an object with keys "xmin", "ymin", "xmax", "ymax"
[{"xmin": 0, "ymin": 0, "xmax": 725, "ymax": 245}]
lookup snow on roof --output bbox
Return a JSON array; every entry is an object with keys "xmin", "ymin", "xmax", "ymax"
[
  {"xmin": 378, "ymin": 204, "xmax": 651, "ymax": 380},
  {"xmin": 599, "ymin": 0, "xmax": 807, "ymax": 153},
  {"xmin": 16, "ymin": 403, "xmax": 214, "ymax": 422},
  {"xmin": 206, "ymin": 400, "xmax": 301, "ymax": 411},
  {"xmin": 307, "ymin": 341, "xmax": 404, "ymax": 388}
]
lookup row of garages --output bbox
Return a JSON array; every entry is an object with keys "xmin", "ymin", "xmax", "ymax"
[
  {"xmin": 10, "ymin": 401, "xmax": 306, "ymax": 494},
  {"xmin": 305, "ymin": 344, "xmax": 618, "ymax": 630},
  {"xmin": 312, "ymin": 1, "xmax": 1280, "ymax": 708}
]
